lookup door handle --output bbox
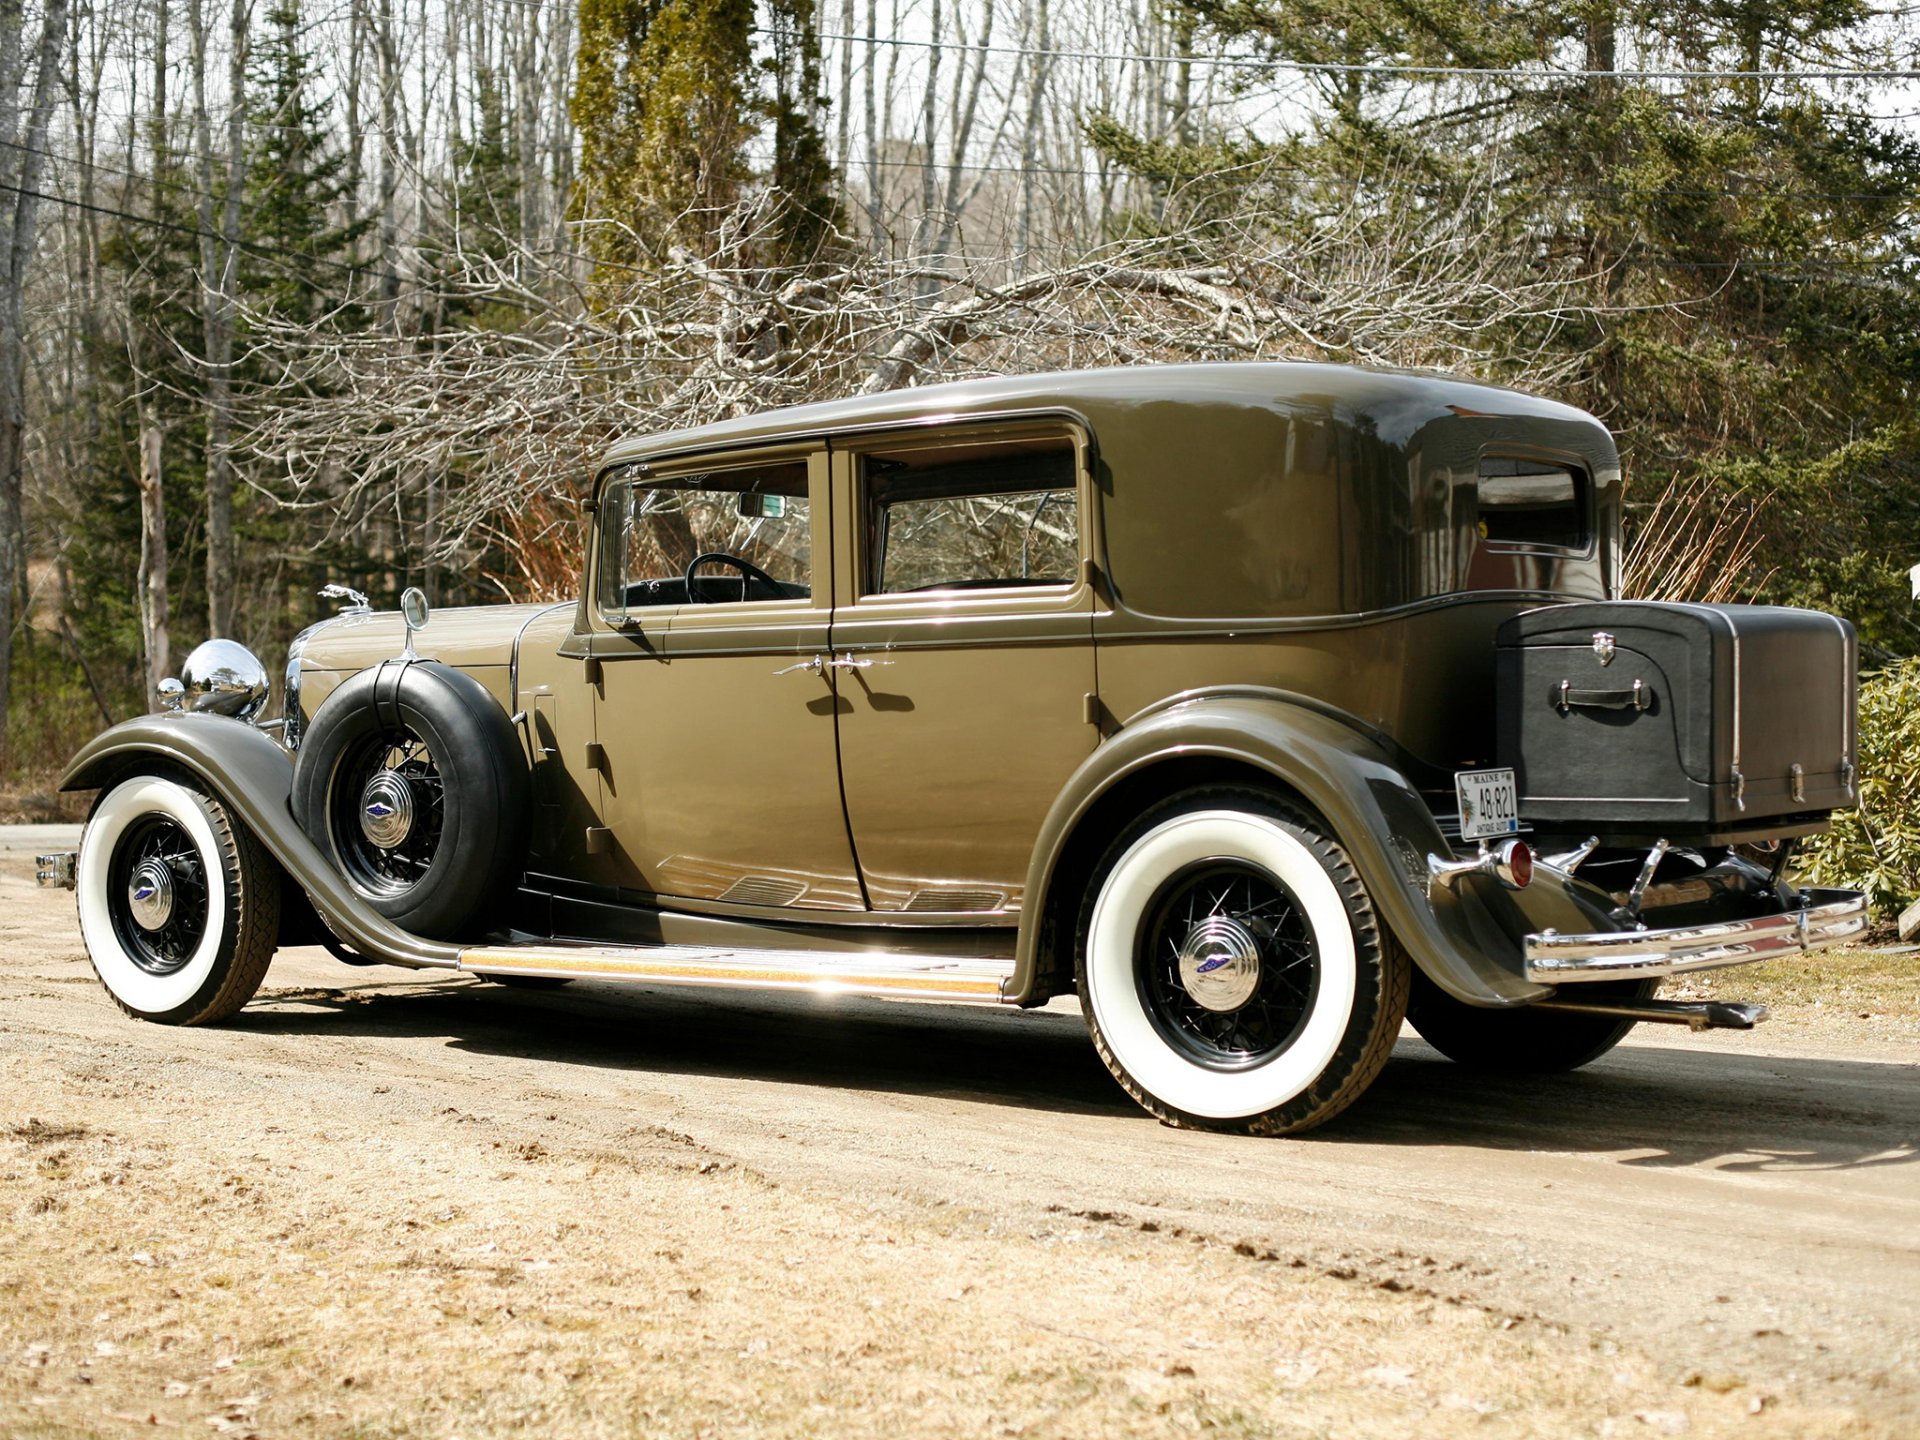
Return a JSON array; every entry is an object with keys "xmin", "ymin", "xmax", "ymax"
[
  {"xmin": 825, "ymin": 654, "xmax": 876, "ymax": 670},
  {"xmin": 773, "ymin": 655, "xmax": 825, "ymax": 677}
]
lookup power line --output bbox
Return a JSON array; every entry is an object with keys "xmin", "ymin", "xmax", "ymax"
[
  {"xmin": 18, "ymin": 133, "xmax": 1914, "ymax": 226},
  {"xmin": 833, "ymin": 152, "xmax": 1918, "ymax": 208},
  {"xmin": 0, "ymin": 178, "xmax": 409, "ymax": 289},
  {"xmin": 815, "ymin": 28, "xmax": 1920, "ymax": 85}
]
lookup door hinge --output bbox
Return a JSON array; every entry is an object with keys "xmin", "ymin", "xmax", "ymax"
[
  {"xmin": 584, "ymin": 826, "xmax": 613, "ymax": 855},
  {"xmin": 585, "ymin": 741, "xmax": 608, "ymax": 773},
  {"xmin": 1083, "ymin": 692, "xmax": 1104, "ymax": 729}
]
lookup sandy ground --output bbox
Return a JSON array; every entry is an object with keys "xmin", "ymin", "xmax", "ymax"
[{"xmin": 2, "ymin": 848, "xmax": 1917, "ymax": 1439}]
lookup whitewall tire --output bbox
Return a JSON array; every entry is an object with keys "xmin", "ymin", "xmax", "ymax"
[
  {"xmin": 1076, "ymin": 788, "xmax": 1409, "ymax": 1135},
  {"xmin": 77, "ymin": 773, "xmax": 280, "ymax": 1025}
]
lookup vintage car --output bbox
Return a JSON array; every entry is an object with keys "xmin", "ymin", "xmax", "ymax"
[{"xmin": 40, "ymin": 363, "xmax": 1869, "ymax": 1135}]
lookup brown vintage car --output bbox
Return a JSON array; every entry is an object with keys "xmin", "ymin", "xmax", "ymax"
[{"xmin": 41, "ymin": 363, "xmax": 1868, "ymax": 1134}]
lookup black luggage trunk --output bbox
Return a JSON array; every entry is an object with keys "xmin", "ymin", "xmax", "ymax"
[{"xmin": 1495, "ymin": 601, "xmax": 1856, "ymax": 841}]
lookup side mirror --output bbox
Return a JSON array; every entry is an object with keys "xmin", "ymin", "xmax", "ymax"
[{"xmin": 400, "ymin": 587, "xmax": 429, "ymax": 659}]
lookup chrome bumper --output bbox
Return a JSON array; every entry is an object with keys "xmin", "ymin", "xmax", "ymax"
[{"xmin": 1524, "ymin": 887, "xmax": 1867, "ymax": 983}]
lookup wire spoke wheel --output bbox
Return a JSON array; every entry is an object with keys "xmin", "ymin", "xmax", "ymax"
[
  {"xmin": 78, "ymin": 773, "xmax": 280, "ymax": 1026},
  {"xmin": 329, "ymin": 727, "xmax": 447, "ymax": 897},
  {"xmin": 1077, "ymin": 788, "xmax": 1409, "ymax": 1135},
  {"xmin": 105, "ymin": 814, "xmax": 210, "ymax": 976},
  {"xmin": 293, "ymin": 660, "xmax": 530, "ymax": 941},
  {"xmin": 1138, "ymin": 861, "xmax": 1321, "ymax": 1071}
]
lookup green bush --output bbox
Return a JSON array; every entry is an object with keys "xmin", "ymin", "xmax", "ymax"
[{"xmin": 1800, "ymin": 662, "xmax": 1920, "ymax": 916}]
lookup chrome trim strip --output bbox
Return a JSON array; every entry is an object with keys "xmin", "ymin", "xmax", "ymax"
[
  {"xmin": 462, "ymin": 943, "xmax": 1017, "ymax": 1004},
  {"xmin": 1524, "ymin": 888, "xmax": 1866, "ymax": 982}
]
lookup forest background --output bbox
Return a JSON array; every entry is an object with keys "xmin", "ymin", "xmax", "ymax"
[{"xmin": 0, "ymin": 0, "xmax": 1916, "ymax": 867}]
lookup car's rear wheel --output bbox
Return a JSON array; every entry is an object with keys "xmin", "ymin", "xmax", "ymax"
[
  {"xmin": 1076, "ymin": 787, "xmax": 1409, "ymax": 1135},
  {"xmin": 1405, "ymin": 970, "xmax": 1655, "ymax": 1072},
  {"xmin": 76, "ymin": 773, "xmax": 279, "ymax": 1025}
]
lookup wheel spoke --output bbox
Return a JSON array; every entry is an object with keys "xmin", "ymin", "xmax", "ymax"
[{"xmin": 1137, "ymin": 859, "xmax": 1321, "ymax": 1071}]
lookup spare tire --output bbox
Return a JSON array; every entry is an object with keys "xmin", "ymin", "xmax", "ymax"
[{"xmin": 292, "ymin": 659, "xmax": 529, "ymax": 940}]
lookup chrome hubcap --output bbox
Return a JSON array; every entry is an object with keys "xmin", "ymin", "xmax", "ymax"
[
  {"xmin": 127, "ymin": 858, "xmax": 175, "ymax": 932},
  {"xmin": 359, "ymin": 771, "xmax": 415, "ymax": 850},
  {"xmin": 1176, "ymin": 914, "xmax": 1263, "ymax": 1012}
]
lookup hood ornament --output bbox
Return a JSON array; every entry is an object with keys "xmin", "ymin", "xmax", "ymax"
[
  {"xmin": 319, "ymin": 582, "xmax": 372, "ymax": 615},
  {"xmin": 1593, "ymin": 631, "xmax": 1616, "ymax": 666}
]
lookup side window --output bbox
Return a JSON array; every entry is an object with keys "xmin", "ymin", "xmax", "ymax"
[
  {"xmin": 1475, "ymin": 457, "xmax": 1590, "ymax": 551},
  {"xmin": 599, "ymin": 459, "xmax": 812, "ymax": 614},
  {"xmin": 861, "ymin": 433, "xmax": 1079, "ymax": 595}
]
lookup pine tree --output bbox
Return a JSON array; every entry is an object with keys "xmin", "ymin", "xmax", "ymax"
[
  {"xmin": 243, "ymin": 0, "xmax": 367, "ymax": 323},
  {"xmin": 764, "ymin": 0, "xmax": 845, "ymax": 266}
]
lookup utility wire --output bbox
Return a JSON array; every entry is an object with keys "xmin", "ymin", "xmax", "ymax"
[
  {"xmin": 15, "ymin": 175, "xmax": 1908, "ymax": 285},
  {"xmin": 0, "ymin": 178, "xmax": 409, "ymax": 289},
  {"xmin": 814, "ymin": 28, "xmax": 1920, "ymax": 84},
  {"xmin": 13, "ymin": 135, "xmax": 1915, "ymax": 220}
]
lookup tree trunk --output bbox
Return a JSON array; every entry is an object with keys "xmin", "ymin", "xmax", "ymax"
[
  {"xmin": 547, "ymin": 0, "xmax": 573, "ymax": 246},
  {"xmin": 1016, "ymin": 0, "xmax": 1049, "ymax": 273},
  {"xmin": 135, "ymin": 423, "xmax": 170, "ymax": 704},
  {"xmin": 862, "ymin": 0, "xmax": 879, "ymax": 250},
  {"xmin": 0, "ymin": 0, "xmax": 72, "ymax": 769},
  {"xmin": 200, "ymin": 0, "xmax": 246, "ymax": 641},
  {"xmin": 514, "ymin": 0, "xmax": 539, "ymax": 253},
  {"xmin": 376, "ymin": 0, "xmax": 399, "ymax": 327}
]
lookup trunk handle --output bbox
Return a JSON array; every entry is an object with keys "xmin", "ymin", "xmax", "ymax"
[{"xmin": 1557, "ymin": 677, "xmax": 1650, "ymax": 713}]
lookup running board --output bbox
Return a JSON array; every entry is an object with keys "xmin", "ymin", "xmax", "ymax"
[
  {"xmin": 1532, "ymin": 996, "xmax": 1769, "ymax": 1031},
  {"xmin": 460, "ymin": 943, "xmax": 1017, "ymax": 1004}
]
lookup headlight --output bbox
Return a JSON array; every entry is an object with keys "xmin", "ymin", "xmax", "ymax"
[{"xmin": 178, "ymin": 639, "xmax": 271, "ymax": 721}]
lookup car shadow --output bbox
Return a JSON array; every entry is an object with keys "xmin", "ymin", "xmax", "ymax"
[
  {"xmin": 231, "ymin": 969, "xmax": 1920, "ymax": 1169},
  {"xmin": 1339, "ymin": 1039, "xmax": 1920, "ymax": 1172},
  {"xmin": 233, "ymin": 971, "xmax": 1134, "ymax": 1121}
]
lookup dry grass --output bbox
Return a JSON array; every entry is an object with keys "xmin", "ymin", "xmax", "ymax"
[{"xmin": 1664, "ymin": 946, "xmax": 1920, "ymax": 1042}]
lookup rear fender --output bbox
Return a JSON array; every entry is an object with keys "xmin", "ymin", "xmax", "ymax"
[
  {"xmin": 60, "ymin": 715, "xmax": 461, "ymax": 969},
  {"xmin": 1012, "ymin": 691, "xmax": 1557, "ymax": 1008}
]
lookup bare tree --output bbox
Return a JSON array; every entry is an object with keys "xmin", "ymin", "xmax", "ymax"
[{"xmin": 237, "ymin": 179, "xmax": 1604, "ymax": 599}]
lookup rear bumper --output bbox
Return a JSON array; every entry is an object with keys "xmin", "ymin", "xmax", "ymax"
[{"xmin": 1523, "ymin": 887, "xmax": 1867, "ymax": 983}]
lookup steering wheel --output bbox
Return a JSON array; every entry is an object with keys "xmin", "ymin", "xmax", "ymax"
[{"xmin": 684, "ymin": 551, "xmax": 785, "ymax": 603}]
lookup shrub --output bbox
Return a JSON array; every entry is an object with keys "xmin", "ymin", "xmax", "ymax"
[{"xmin": 1800, "ymin": 662, "xmax": 1920, "ymax": 916}]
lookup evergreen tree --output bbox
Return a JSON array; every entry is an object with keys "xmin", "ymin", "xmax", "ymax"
[
  {"xmin": 66, "ymin": 160, "xmax": 210, "ymax": 701},
  {"xmin": 571, "ymin": 0, "xmax": 757, "ymax": 269},
  {"xmin": 243, "ymin": 0, "xmax": 367, "ymax": 323},
  {"xmin": 764, "ymin": 0, "xmax": 845, "ymax": 266},
  {"xmin": 1092, "ymin": 0, "xmax": 1920, "ymax": 655}
]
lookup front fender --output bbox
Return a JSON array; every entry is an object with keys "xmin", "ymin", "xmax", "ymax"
[
  {"xmin": 60, "ymin": 715, "xmax": 460, "ymax": 969},
  {"xmin": 1012, "ymin": 692, "xmax": 1557, "ymax": 1008}
]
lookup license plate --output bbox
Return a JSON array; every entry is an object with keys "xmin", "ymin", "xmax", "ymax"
[{"xmin": 1455, "ymin": 768, "xmax": 1520, "ymax": 841}]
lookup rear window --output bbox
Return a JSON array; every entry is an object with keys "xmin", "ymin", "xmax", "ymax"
[
  {"xmin": 1476, "ymin": 457, "xmax": 1589, "ymax": 550},
  {"xmin": 860, "ymin": 434, "xmax": 1079, "ymax": 595}
]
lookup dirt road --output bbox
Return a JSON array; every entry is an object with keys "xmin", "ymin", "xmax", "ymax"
[{"xmin": 3, "ymin": 849, "xmax": 1917, "ymax": 1438}]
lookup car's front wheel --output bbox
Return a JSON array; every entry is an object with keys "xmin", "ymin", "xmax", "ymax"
[
  {"xmin": 1076, "ymin": 788, "xmax": 1409, "ymax": 1135},
  {"xmin": 76, "ymin": 773, "xmax": 280, "ymax": 1024}
]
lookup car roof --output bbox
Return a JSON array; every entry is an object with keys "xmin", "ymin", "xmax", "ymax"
[{"xmin": 595, "ymin": 361, "xmax": 1599, "ymax": 472}]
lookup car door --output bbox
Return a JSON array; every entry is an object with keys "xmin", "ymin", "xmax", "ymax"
[
  {"xmin": 826, "ymin": 417, "xmax": 1101, "ymax": 916},
  {"xmin": 585, "ymin": 444, "xmax": 865, "ymax": 910}
]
